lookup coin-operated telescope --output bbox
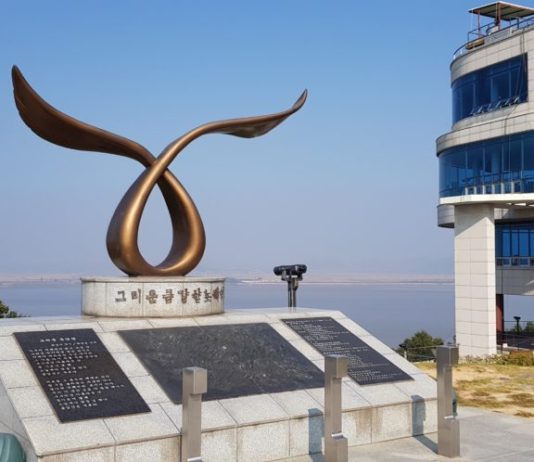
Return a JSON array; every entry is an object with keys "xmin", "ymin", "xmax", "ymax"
[{"xmin": 273, "ymin": 264, "xmax": 307, "ymax": 310}]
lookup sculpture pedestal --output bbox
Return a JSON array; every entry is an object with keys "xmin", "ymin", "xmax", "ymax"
[
  {"xmin": 81, "ymin": 277, "xmax": 225, "ymax": 318},
  {"xmin": 0, "ymin": 309, "xmax": 437, "ymax": 462}
]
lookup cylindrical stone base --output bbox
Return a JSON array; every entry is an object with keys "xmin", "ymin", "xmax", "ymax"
[{"xmin": 81, "ymin": 277, "xmax": 225, "ymax": 318}]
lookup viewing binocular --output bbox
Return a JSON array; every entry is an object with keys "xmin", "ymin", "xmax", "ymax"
[
  {"xmin": 273, "ymin": 264, "xmax": 307, "ymax": 309},
  {"xmin": 273, "ymin": 264, "xmax": 307, "ymax": 278}
]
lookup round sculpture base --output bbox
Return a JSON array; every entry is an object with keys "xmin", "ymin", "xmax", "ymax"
[{"xmin": 81, "ymin": 277, "xmax": 225, "ymax": 318}]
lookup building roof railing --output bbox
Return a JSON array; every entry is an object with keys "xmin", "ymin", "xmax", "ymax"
[
  {"xmin": 453, "ymin": 2, "xmax": 534, "ymax": 61},
  {"xmin": 469, "ymin": 2, "xmax": 534, "ymax": 20}
]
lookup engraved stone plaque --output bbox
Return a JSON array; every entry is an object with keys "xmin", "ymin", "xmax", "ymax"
[
  {"xmin": 283, "ymin": 317, "xmax": 413, "ymax": 385},
  {"xmin": 119, "ymin": 323, "xmax": 324, "ymax": 403},
  {"xmin": 82, "ymin": 277, "xmax": 225, "ymax": 318},
  {"xmin": 14, "ymin": 329, "xmax": 150, "ymax": 422}
]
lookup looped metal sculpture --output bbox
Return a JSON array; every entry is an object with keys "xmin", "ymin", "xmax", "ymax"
[{"xmin": 11, "ymin": 66, "xmax": 307, "ymax": 276}]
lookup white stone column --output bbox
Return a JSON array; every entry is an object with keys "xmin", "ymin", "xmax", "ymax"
[{"xmin": 454, "ymin": 204, "xmax": 496, "ymax": 357}]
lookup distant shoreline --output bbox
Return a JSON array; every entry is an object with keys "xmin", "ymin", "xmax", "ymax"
[
  {"xmin": 0, "ymin": 275, "xmax": 454, "ymax": 286},
  {"xmin": 239, "ymin": 280, "xmax": 454, "ymax": 285},
  {"xmin": 0, "ymin": 278, "xmax": 81, "ymax": 286}
]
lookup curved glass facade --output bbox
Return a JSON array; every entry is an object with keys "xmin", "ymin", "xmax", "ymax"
[
  {"xmin": 439, "ymin": 131, "xmax": 534, "ymax": 197},
  {"xmin": 452, "ymin": 54, "xmax": 528, "ymax": 124}
]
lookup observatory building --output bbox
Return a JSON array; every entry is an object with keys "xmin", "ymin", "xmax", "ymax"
[{"xmin": 438, "ymin": 2, "xmax": 534, "ymax": 356}]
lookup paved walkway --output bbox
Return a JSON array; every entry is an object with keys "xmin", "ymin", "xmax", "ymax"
[{"xmin": 286, "ymin": 407, "xmax": 534, "ymax": 461}]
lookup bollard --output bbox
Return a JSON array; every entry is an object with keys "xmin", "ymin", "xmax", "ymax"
[
  {"xmin": 324, "ymin": 355, "xmax": 349, "ymax": 462},
  {"xmin": 181, "ymin": 367, "xmax": 208, "ymax": 462},
  {"xmin": 437, "ymin": 345, "xmax": 460, "ymax": 458}
]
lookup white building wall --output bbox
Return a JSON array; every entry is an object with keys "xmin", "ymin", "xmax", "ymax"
[
  {"xmin": 454, "ymin": 204, "xmax": 496, "ymax": 356},
  {"xmin": 496, "ymin": 268, "xmax": 534, "ymax": 295}
]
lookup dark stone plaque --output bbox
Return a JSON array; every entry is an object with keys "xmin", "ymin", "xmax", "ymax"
[
  {"xmin": 14, "ymin": 329, "xmax": 150, "ymax": 422},
  {"xmin": 119, "ymin": 323, "xmax": 324, "ymax": 403},
  {"xmin": 282, "ymin": 317, "xmax": 413, "ymax": 386}
]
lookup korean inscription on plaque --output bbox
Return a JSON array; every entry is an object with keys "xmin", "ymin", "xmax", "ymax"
[
  {"xmin": 119, "ymin": 323, "xmax": 324, "ymax": 403},
  {"xmin": 14, "ymin": 329, "xmax": 150, "ymax": 422},
  {"xmin": 283, "ymin": 317, "xmax": 413, "ymax": 385},
  {"xmin": 114, "ymin": 286, "xmax": 223, "ymax": 305}
]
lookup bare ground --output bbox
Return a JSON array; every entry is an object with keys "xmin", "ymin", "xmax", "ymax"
[{"xmin": 417, "ymin": 361, "xmax": 534, "ymax": 418}]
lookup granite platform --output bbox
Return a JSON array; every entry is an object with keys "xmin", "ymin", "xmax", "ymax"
[{"xmin": 0, "ymin": 308, "xmax": 437, "ymax": 462}]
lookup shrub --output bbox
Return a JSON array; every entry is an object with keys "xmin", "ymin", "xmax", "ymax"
[
  {"xmin": 0, "ymin": 299, "xmax": 21, "ymax": 318},
  {"xmin": 506, "ymin": 351, "xmax": 534, "ymax": 366},
  {"xmin": 461, "ymin": 352, "xmax": 534, "ymax": 366},
  {"xmin": 398, "ymin": 330, "xmax": 444, "ymax": 362}
]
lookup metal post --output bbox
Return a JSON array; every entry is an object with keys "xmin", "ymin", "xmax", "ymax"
[
  {"xmin": 514, "ymin": 316, "xmax": 521, "ymax": 350},
  {"xmin": 399, "ymin": 343, "xmax": 407, "ymax": 359},
  {"xmin": 291, "ymin": 277, "xmax": 299, "ymax": 308},
  {"xmin": 285, "ymin": 272, "xmax": 298, "ymax": 309},
  {"xmin": 181, "ymin": 367, "xmax": 208, "ymax": 462},
  {"xmin": 324, "ymin": 355, "xmax": 348, "ymax": 462},
  {"xmin": 437, "ymin": 346, "xmax": 460, "ymax": 458},
  {"xmin": 286, "ymin": 271, "xmax": 293, "ymax": 308},
  {"xmin": 514, "ymin": 315, "xmax": 521, "ymax": 332}
]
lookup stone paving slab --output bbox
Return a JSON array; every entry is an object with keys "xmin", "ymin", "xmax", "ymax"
[{"xmin": 284, "ymin": 407, "xmax": 534, "ymax": 461}]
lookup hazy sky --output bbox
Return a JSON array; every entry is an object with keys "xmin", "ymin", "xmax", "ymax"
[{"xmin": 0, "ymin": 1, "xmax": 481, "ymax": 277}]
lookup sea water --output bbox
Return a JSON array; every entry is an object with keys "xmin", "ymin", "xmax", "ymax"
[{"xmin": 0, "ymin": 281, "xmax": 531, "ymax": 348}]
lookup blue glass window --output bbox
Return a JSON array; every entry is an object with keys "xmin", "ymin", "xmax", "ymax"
[
  {"xmin": 452, "ymin": 55, "xmax": 528, "ymax": 124},
  {"xmin": 439, "ymin": 131, "xmax": 534, "ymax": 197},
  {"xmin": 496, "ymin": 223, "xmax": 534, "ymax": 266}
]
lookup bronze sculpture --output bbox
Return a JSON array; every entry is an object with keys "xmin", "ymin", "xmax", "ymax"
[{"xmin": 11, "ymin": 66, "xmax": 306, "ymax": 276}]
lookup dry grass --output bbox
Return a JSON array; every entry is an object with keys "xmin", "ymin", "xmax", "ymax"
[{"xmin": 416, "ymin": 359, "xmax": 534, "ymax": 418}]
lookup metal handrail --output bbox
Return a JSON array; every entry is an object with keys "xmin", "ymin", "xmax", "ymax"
[
  {"xmin": 441, "ymin": 175, "xmax": 534, "ymax": 199},
  {"xmin": 498, "ymin": 332, "xmax": 534, "ymax": 350},
  {"xmin": 398, "ymin": 345, "xmax": 442, "ymax": 362},
  {"xmin": 496, "ymin": 256, "xmax": 534, "ymax": 267},
  {"xmin": 453, "ymin": 16, "xmax": 534, "ymax": 60},
  {"xmin": 503, "ymin": 320, "xmax": 534, "ymax": 330}
]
